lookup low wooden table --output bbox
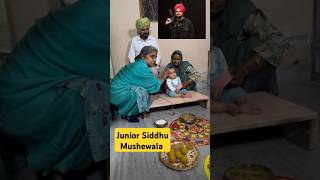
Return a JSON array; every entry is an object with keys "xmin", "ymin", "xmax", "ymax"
[
  {"xmin": 212, "ymin": 92, "xmax": 319, "ymax": 149},
  {"xmin": 144, "ymin": 91, "xmax": 210, "ymax": 119}
]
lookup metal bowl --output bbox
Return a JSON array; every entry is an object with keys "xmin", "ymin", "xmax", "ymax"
[
  {"xmin": 154, "ymin": 119, "xmax": 168, "ymax": 128},
  {"xmin": 180, "ymin": 113, "xmax": 196, "ymax": 124}
]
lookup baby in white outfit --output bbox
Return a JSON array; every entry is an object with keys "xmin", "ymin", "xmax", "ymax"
[{"xmin": 166, "ymin": 68, "xmax": 191, "ymax": 98}]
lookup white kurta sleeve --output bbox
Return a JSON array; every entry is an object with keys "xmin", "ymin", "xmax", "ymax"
[
  {"xmin": 128, "ymin": 39, "xmax": 136, "ymax": 63},
  {"xmin": 154, "ymin": 41, "xmax": 161, "ymax": 65}
]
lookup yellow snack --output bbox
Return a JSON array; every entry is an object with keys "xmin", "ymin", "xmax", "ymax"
[
  {"xmin": 169, "ymin": 154, "xmax": 176, "ymax": 164},
  {"xmin": 172, "ymin": 143, "xmax": 183, "ymax": 151},
  {"xmin": 171, "ymin": 145, "xmax": 178, "ymax": 151},
  {"xmin": 168, "ymin": 150, "xmax": 175, "ymax": 156},
  {"xmin": 180, "ymin": 156, "xmax": 188, "ymax": 165},
  {"xmin": 167, "ymin": 150, "xmax": 176, "ymax": 164},
  {"xmin": 180, "ymin": 146, "xmax": 188, "ymax": 155},
  {"xmin": 175, "ymin": 150, "xmax": 183, "ymax": 159}
]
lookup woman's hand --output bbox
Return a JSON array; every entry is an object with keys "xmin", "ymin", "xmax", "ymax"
[
  {"xmin": 229, "ymin": 55, "xmax": 269, "ymax": 87},
  {"xmin": 159, "ymin": 68, "xmax": 169, "ymax": 80}
]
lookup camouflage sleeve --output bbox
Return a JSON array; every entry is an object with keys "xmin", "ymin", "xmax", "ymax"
[
  {"xmin": 243, "ymin": 11, "xmax": 290, "ymax": 67},
  {"xmin": 186, "ymin": 65, "xmax": 201, "ymax": 82}
]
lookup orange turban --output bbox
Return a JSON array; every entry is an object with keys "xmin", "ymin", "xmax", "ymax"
[{"xmin": 174, "ymin": 3, "xmax": 186, "ymax": 13}]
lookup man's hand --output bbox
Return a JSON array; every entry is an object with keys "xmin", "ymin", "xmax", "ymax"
[{"xmin": 165, "ymin": 18, "xmax": 172, "ymax": 25}]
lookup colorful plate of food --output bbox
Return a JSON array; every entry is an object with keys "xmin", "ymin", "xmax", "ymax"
[{"xmin": 159, "ymin": 140, "xmax": 199, "ymax": 171}]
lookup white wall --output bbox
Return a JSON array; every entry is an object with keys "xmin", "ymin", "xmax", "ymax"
[
  {"xmin": 252, "ymin": 0, "xmax": 313, "ymax": 37},
  {"xmin": 5, "ymin": 0, "xmax": 61, "ymax": 47},
  {"xmin": 110, "ymin": 0, "xmax": 210, "ymax": 81},
  {"xmin": 0, "ymin": 0, "xmax": 11, "ymax": 52}
]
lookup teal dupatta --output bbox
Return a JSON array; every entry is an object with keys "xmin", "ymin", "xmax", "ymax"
[
  {"xmin": 111, "ymin": 60, "xmax": 161, "ymax": 116},
  {"xmin": 0, "ymin": 0, "xmax": 109, "ymax": 174}
]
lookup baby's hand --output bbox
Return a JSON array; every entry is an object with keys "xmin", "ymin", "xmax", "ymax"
[
  {"xmin": 175, "ymin": 89, "xmax": 180, "ymax": 94},
  {"xmin": 177, "ymin": 84, "xmax": 183, "ymax": 89}
]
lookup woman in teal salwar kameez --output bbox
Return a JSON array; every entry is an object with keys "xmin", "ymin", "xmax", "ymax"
[
  {"xmin": 111, "ymin": 46, "xmax": 168, "ymax": 122},
  {"xmin": 0, "ymin": 0, "xmax": 109, "ymax": 179}
]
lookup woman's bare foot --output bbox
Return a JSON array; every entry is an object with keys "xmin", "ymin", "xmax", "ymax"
[{"xmin": 238, "ymin": 103, "xmax": 262, "ymax": 115}]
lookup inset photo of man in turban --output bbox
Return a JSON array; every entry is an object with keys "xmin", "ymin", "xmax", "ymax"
[{"xmin": 158, "ymin": 0, "xmax": 206, "ymax": 39}]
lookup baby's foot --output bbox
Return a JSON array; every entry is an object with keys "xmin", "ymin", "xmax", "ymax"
[
  {"xmin": 181, "ymin": 94, "xmax": 187, "ymax": 98},
  {"xmin": 238, "ymin": 103, "xmax": 262, "ymax": 115},
  {"xmin": 226, "ymin": 103, "xmax": 239, "ymax": 116},
  {"xmin": 181, "ymin": 93, "xmax": 192, "ymax": 98}
]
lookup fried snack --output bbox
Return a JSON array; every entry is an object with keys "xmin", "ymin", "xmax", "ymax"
[
  {"xmin": 180, "ymin": 156, "xmax": 188, "ymax": 165},
  {"xmin": 175, "ymin": 150, "xmax": 183, "ymax": 159},
  {"xmin": 168, "ymin": 150, "xmax": 176, "ymax": 164},
  {"xmin": 180, "ymin": 146, "xmax": 188, "ymax": 155},
  {"xmin": 171, "ymin": 143, "xmax": 184, "ymax": 151},
  {"xmin": 167, "ymin": 150, "xmax": 175, "ymax": 157}
]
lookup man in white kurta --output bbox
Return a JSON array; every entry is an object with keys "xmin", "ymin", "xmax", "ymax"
[{"xmin": 128, "ymin": 18, "xmax": 161, "ymax": 75}]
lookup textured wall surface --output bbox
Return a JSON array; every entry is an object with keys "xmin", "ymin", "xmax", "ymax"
[
  {"xmin": 141, "ymin": 0, "xmax": 158, "ymax": 21},
  {"xmin": 5, "ymin": 0, "xmax": 62, "ymax": 47},
  {"xmin": 0, "ymin": 0, "xmax": 11, "ymax": 52}
]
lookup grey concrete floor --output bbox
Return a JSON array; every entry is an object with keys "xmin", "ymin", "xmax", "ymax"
[{"xmin": 212, "ymin": 65, "xmax": 320, "ymax": 180}]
